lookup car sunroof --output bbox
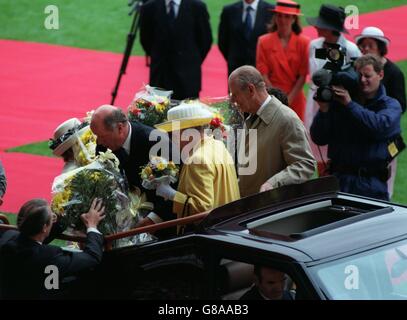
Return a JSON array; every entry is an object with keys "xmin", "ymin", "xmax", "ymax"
[{"xmin": 246, "ymin": 198, "xmax": 393, "ymax": 241}]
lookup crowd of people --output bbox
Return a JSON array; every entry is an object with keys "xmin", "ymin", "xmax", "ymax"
[{"xmin": 0, "ymin": 0, "xmax": 406, "ymax": 299}]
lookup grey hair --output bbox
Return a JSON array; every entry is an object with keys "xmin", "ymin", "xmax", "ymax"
[
  {"xmin": 230, "ymin": 65, "xmax": 266, "ymax": 90},
  {"xmin": 104, "ymin": 108, "xmax": 128, "ymax": 130}
]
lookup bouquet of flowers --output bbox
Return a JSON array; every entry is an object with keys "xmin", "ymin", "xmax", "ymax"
[
  {"xmin": 140, "ymin": 156, "xmax": 179, "ymax": 190},
  {"xmin": 72, "ymin": 126, "xmax": 97, "ymax": 167},
  {"xmin": 201, "ymin": 96, "xmax": 243, "ymax": 130},
  {"xmin": 128, "ymin": 85, "xmax": 173, "ymax": 127},
  {"xmin": 51, "ymin": 150, "xmax": 134, "ymax": 235}
]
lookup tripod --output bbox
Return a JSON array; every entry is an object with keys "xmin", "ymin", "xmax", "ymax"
[{"xmin": 111, "ymin": 0, "xmax": 145, "ymax": 105}]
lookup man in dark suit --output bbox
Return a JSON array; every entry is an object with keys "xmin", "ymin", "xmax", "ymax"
[
  {"xmin": 139, "ymin": 0, "xmax": 212, "ymax": 100},
  {"xmin": 90, "ymin": 105, "xmax": 175, "ymax": 234},
  {"xmin": 0, "ymin": 198, "xmax": 105, "ymax": 299},
  {"xmin": 240, "ymin": 266, "xmax": 294, "ymax": 300},
  {"xmin": 218, "ymin": 0, "xmax": 274, "ymax": 76}
]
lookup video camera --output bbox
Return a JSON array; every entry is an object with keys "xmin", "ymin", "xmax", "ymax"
[{"xmin": 312, "ymin": 43, "xmax": 359, "ymax": 102}]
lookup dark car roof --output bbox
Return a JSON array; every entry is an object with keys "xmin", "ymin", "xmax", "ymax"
[{"xmin": 199, "ymin": 177, "xmax": 407, "ymax": 263}]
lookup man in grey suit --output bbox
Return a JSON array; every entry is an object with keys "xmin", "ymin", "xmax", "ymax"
[
  {"xmin": 218, "ymin": 0, "xmax": 274, "ymax": 76},
  {"xmin": 229, "ymin": 65, "xmax": 315, "ymax": 197}
]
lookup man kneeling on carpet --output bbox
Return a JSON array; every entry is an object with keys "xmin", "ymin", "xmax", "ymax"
[
  {"xmin": 154, "ymin": 102, "xmax": 240, "ymax": 234},
  {"xmin": 0, "ymin": 198, "xmax": 105, "ymax": 299}
]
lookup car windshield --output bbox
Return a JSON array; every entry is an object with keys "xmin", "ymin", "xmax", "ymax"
[{"xmin": 310, "ymin": 239, "xmax": 407, "ymax": 300}]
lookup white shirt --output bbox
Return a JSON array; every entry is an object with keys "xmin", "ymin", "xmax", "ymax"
[
  {"xmin": 257, "ymin": 95, "xmax": 272, "ymax": 116},
  {"xmin": 122, "ymin": 122, "xmax": 132, "ymax": 155},
  {"xmin": 166, "ymin": 0, "xmax": 181, "ymax": 18},
  {"xmin": 242, "ymin": 0, "xmax": 259, "ymax": 29}
]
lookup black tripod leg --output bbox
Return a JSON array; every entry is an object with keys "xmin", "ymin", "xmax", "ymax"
[{"xmin": 111, "ymin": 3, "xmax": 141, "ymax": 105}]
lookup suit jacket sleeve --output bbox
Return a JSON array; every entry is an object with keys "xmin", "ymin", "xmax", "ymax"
[
  {"xmin": 48, "ymin": 231, "xmax": 104, "ymax": 277},
  {"xmin": 195, "ymin": 1, "xmax": 212, "ymax": 62},
  {"xmin": 139, "ymin": 1, "xmax": 153, "ymax": 56},
  {"xmin": 218, "ymin": 7, "xmax": 229, "ymax": 60}
]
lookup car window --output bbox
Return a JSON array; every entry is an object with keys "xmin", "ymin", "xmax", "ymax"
[
  {"xmin": 310, "ymin": 239, "xmax": 407, "ymax": 300},
  {"xmin": 215, "ymin": 259, "xmax": 297, "ymax": 300}
]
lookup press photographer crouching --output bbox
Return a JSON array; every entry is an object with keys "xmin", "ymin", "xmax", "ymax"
[{"xmin": 310, "ymin": 54, "xmax": 404, "ymax": 200}]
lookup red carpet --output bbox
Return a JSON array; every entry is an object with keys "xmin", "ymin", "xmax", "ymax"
[
  {"xmin": 0, "ymin": 40, "xmax": 228, "ymax": 151},
  {"xmin": 0, "ymin": 153, "xmax": 62, "ymax": 213},
  {"xmin": 1, "ymin": 5, "xmax": 406, "ymax": 213}
]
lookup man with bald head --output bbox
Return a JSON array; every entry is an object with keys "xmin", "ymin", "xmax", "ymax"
[
  {"xmin": 90, "ymin": 105, "xmax": 174, "ymax": 234},
  {"xmin": 228, "ymin": 65, "xmax": 315, "ymax": 197}
]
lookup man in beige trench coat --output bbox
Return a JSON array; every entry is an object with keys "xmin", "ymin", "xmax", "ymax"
[{"xmin": 229, "ymin": 65, "xmax": 316, "ymax": 197}]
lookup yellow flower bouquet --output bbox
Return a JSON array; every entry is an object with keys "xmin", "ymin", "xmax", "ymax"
[
  {"xmin": 51, "ymin": 150, "xmax": 134, "ymax": 235},
  {"xmin": 140, "ymin": 156, "xmax": 179, "ymax": 190}
]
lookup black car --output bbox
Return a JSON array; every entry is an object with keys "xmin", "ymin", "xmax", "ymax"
[{"xmin": 2, "ymin": 176, "xmax": 407, "ymax": 300}]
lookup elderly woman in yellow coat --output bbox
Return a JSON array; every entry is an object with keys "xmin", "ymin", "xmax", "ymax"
[{"xmin": 154, "ymin": 102, "xmax": 240, "ymax": 221}]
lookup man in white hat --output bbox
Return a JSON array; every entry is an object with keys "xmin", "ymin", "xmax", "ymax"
[{"xmin": 154, "ymin": 101, "xmax": 240, "ymax": 227}]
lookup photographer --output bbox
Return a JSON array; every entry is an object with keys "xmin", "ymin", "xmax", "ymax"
[
  {"xmin": 310, "ymin": 54, "xmax": 402, "ymax": 201},
  {"xmin": 305, "ymin": 5, "xmax": 360, "ymax": 175}
]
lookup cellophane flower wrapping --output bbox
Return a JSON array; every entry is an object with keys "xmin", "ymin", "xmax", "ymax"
[
  {"xmin": 200, "ymin": 96, "xmax": 244, "ymax": 145},
  {"xmin": 127, "ymin": 85, "xmax": 173, "ymax": 127},
  {"xmin": 140, "ymin": 156, "xmax": 179, "ymax": 190},
  {"xmin": 72, "ymin": 127, "xmax": 97, "ymax": 167},
  {"xmin": 51, "ymin": 150, "xmax": 156, "ymax": 247}
]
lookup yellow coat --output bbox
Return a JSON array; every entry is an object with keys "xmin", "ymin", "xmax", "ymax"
[{"xmin": 173, "ymin": 136, "xmax": 240, "ymax": 218}]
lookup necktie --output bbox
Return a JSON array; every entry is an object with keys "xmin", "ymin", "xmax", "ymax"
[
  {"xmin": 244, "ymin": 6, "xmax": 253, "ymax": 39},
  {"xmin": 168, "ymin": 0, "xmax": 176, "ymax": 23},
  {"xmin": 246, "ymin": 114, "xmax": 259, "ymax": 128},
  {"xmin": 116, "ymin": 147, "xmax": 129, "ymax": 169}
]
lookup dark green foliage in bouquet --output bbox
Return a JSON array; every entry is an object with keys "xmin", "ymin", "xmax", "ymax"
[{"xmin": 52, "ymin": 168, "xmax": 128, "ymax": 235}]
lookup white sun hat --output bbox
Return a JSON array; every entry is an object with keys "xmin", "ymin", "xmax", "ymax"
[
  {"xmin": 155, "ymin": 101, "xmax": 214, "ymax": 132},
  {"xmin": 354, "ymin": 26, "xmax": 390, "ymax": 46},
  {"xmin": 51, "ymin": 118, "xmax": 89, "ymax": 156}
]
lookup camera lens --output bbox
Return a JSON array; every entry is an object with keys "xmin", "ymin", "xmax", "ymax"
[{"xmin": 328, "ymin": 49, "xmax": 341, "ymax": 62}]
